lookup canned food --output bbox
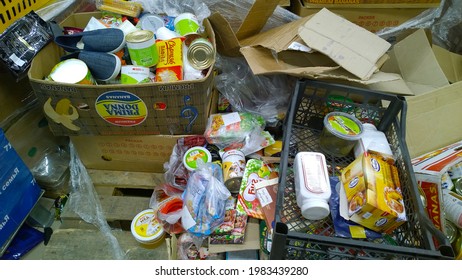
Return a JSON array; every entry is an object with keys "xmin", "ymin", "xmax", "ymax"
[
  {"xmin": 48, "ymin": 59, "xmax": 95, "ymax": 85},
  {"xmin": 174, "ymin": 13, "xmax": 200, "ymax": 36},
  {"xmin": 222, "ymin": 149, "xmax": 246, "ymax": 193},
  {"xmin": 126, "ymin": 30, "xmax": 159, "ymax": 67},
  {"xmin": 445, "ymin": 219, "xmax": 458, "ymax": 245},
  {"xmin": 187, "ymin": 37, "xmax": 215, "ymax": 70}
]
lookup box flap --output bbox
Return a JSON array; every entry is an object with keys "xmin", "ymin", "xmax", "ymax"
[
  {"xmin": 381, "ymin": 29, "xmax": 449, "ymax": 96},
  {"xmin": 235, "ymin": 0, "xmax": 281, "ymax": 40},
  {"xmin": 411, "ymin": 140, "xmax": 462, "ymax": 176},
  {"xmin": 406, "ymin": 81, "xmax": 462, "ymax": 158},
  {"xmin": 432, "ymin": 44, "xmax": 462, "ymax": 84},
  {"xmin": 298, "ymin": 8, "xmax": 391, "ymax": 80},
  {"xmin": 208, "ymin": 0, "xmax": 280, "ymax": 57}
]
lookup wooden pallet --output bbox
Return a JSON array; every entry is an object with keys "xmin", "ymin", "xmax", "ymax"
[{"xmin": 40, "ymin": 169, "xmax": 171, "ymax": 260}]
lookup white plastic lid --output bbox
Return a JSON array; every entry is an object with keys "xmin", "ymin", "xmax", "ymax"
[
  {"xmin": 130, "ymin": 209, "xmax": 164, "ymax": 244},
  {"xmin": 183, "ymin": 146, "xmax": 212, "ymax": 171},
  {"xmin": 300, "ymin": 199, "xmax": 330, "ymax": 220}
]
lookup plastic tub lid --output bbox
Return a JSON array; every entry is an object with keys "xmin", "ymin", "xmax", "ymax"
[
  {"xmin": 130, "ymin": 209, "xmax": 164, "ymax": 244},
  {"xmin": 300, "ymin": 199, "xmax": 330, "ymax": 220},
  {"xmin": 323, "ymin": 111, "xmax": 364, "ymax": 141},
  {"xmin": 183, "ymin": 146, "xmax": 212, "ymax": 171}
]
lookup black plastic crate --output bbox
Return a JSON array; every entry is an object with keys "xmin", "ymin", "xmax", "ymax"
[{"xmin": 270, "ymin": 79, "xmax": 454, "ymax": 260}]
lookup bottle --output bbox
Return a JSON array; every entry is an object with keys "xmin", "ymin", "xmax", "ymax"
[
  {"xmin": 354, "ymin": 123, "xmax": 393, "ymax": 158},
  {"xmin": 294, "ymin": 152, "xmax": 331, "ymax": 220}
]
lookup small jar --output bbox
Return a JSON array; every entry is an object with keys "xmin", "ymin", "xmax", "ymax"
[
  {"xmin": 294, "ymin": 152, "xmax": 331, "ymax": 220},
  {"xmin": 319, "ymin": 112, "xmax": 363, "ymax": 157},
  {"xmin": 131, "ymin": 209, "xmax": 165, "ymax": 248}
]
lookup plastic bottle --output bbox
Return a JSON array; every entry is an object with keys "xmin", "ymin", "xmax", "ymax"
[
  {"xmin": 294, "ymin": 152, "xmax": 331, "ymax": 220},
  {"xmin": 354, "ymin": 123, "xmax": 393, "ymax": 158}
]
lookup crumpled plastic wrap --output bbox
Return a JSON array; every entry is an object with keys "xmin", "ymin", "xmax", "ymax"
[
  {"xmin": 68, "ymin": 141, "xmax": 125, "ymax": 260},
  {"xmin": 215, "ymin": 55, "xmax": 295, "ymax": 125}
]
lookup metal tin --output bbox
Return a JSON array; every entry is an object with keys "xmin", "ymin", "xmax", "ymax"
[
  {"xmin": 126, "ymin": 30, "xmax": 158, "ymax": 67},
  {"xmin": 187, "ymin": 37, "xmax": 215, "ymax": 70},
  {"xmin": 454, "ymin": 178, "xmax": 462, "ymax": 196},
  {"xmin": 444, "ymin": 219, "xmax": 458, "ymax": 245},
  {"xmin": 222, "ymin": 149, "xmax": 246, "ymax": 193}
]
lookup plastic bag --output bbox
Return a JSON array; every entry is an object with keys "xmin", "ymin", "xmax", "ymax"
[
  {"xmin": 204, "ymin": 112, "xmax": 275, "ymax": 155},
  {"xmin": 0, "ymin": 11, "xmax": 53, "ymax": 80},
  {"xmin": 214, "ymin": 55, "xmax": 294, "ymax": 126},
  {"xmin": 181, "ymin": 162, "xmax": 231, "ymax": 237},
  {"xmin": 149, "ymin": 184, "xmax": 184, "ymax": 234},
  {"xmin": 163, "ymin": 135, "xmax": 207, "ymax": 190},
  {"xmin": 132, "ymin": 0, "xmax": 211, "ymax": 29}
]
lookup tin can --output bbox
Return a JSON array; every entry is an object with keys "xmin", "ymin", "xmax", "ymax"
[
  {"xmin": 48, "ymin": 59, "xmax": 95, "ymax": 85},
  {"xmin": 120, "ymin": 65, "xmax": 150, "ymax": 84},
  {"xmin": 445, "ymin": 219, "xmax": 458, "ymax": 245},
  {"xmin": 174, "ymin": 13, "xmax": 200, "ymax": 36},
  {"xmin": 222, "ymin": 149, "xmax": 246, "ymax": 193},
  {"xmin": 126, "ymin": 30, "xmax": 159, "ymax": 67},
  {"xmin": 187, "ymin": 37, "xmax": 215, "ymax": 70}
]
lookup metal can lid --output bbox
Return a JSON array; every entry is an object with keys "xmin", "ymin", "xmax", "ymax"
[
  {"xmin": 454, "ymin": 178, "xmax": 462, "ymax": 196},
  {"xmin": 445, "ymin": 219, "xmax": 458, "ymax": 244},
  {"xmin": 126, "ymin": 30, "xmax": 154, "ymax": 43},
  {"xmin": 187, "ymin": 38, "xmax": 215, "ymax": 70}
]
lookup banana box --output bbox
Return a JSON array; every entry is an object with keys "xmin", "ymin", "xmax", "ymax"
[{"xmin": 340, "ymin": 152, "xmax": 407, "ymax": 233}]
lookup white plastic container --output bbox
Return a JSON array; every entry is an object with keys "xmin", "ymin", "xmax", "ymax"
[
  {"xmin": 131, "ymin": 209, "xmax": 165, "ymax": 248},
  {"xmin": 354, "ymin": 123, "xmax": 393, "ymax": 158},
  {"xmin": 294, "ymin": 152, "xmax": 331, "ymax": 220}
]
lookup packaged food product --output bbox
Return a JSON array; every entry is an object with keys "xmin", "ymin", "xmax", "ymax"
[
  {"xmin": 131, "ymin": 209, "xmax": 165, "ymax": 248},
  {"xmin": 155, "ymin": 37, "xmax": 183, "ymax": 82},
  {"xmin": 126, "ymin": 30, "xmax": 158, "ymax": 67},
  {"xmin": 236, "ymin": 159, "xmax": 278, "ymax": 219},
  {"xmin": 354, "ymin": 123, "xmax": 392, "ymax": 158},
  {"xmin": 340, "ymin": 152, "xmax": 407, "ymax": 233},
  {"xmin": 320, "ymin": 111, "xmax": 364, "ymax": 157}
]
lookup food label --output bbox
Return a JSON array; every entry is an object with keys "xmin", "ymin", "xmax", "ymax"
[
  {"xmin": 156, "ymin": 38, "xmax": 183, "ymax": 82},
  {"xmin": 95, "ymin": 91, "xmax": 147, "ymax": 126},
  {"xmin": 328, "ymin": 115, "xmax": 361, "ymax": 136}
]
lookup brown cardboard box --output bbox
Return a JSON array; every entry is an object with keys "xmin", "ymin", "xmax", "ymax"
[
  {"xmin": 291, "ymin": 0, "xmax": 429, "ymax": 33},
  {"xmin": 28, "ymin": 12, "xmax": 216, "ymax": 137},
  {"xmin": 70, "ymin": 87, "xmax": 218, "ymax": 173},
  {"xmin": 300, "ymin": 0, "xmax": 441, "ymax": 9},
  {"xmin": 0, "ymin": 65, "xmax": 36, "ymax": 128}
]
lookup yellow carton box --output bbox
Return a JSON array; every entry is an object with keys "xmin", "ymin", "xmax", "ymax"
[{"xmin": 340, "ymin": 152, "xmax": 407, "ymax": 233}]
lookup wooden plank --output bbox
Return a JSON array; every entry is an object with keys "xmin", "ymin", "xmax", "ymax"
[
  {"xmin": 60, "ymin": 195, "xmax": 151, "ymax": 222},
  {"xmin": 41, "ymin": 229, "xmax": 169, "ymax": 260},
  {"xmin": 88, "ymin": 169, "xmax": 165, "ymax": 189}
]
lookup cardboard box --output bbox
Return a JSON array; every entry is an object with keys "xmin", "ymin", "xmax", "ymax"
[
  {"xmin": 70, "ymin": 134, "xmax": 182, "ymax": 173},
  {"xmin": 340, "ymin": 152, "xmax": 407, "ymax": 233},
  {"xmin": 291, "ymin": 0, "xmax": 429, "ymax": 33},
  {"xmin": 411, "ymin": 140, "xmax": 462, "ymax": 232},
  {"xmin": 0, "ymin": 65, "xmax": 36, "ymax": 129},
  {"xmin": 400, "ymin": 31, "xmax": 462, "ymax": 158},
  {"xmin": 300, "ymin": 0, "xmax": 441, "ymax": 9},
  {"xmin": 28, "ymin": 12, "xmax": 216, "ymax": 136}
]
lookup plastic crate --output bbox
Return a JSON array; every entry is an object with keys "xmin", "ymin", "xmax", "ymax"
[
  {"xmin": 0, "ymin": 0, "xmax": 51, "ymax": 33},
  {"xmin": 270, "ymin": 79, "xmax": 455, "ymax": 260}
]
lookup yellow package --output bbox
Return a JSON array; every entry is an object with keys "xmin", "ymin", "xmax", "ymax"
[
  {"xmin": 155, "ymin": 37, "xmax": 183, "ymax": 82},
  {"xmin": 341, "ymin": 152, "xmax": 406, "ymax": 233}
]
